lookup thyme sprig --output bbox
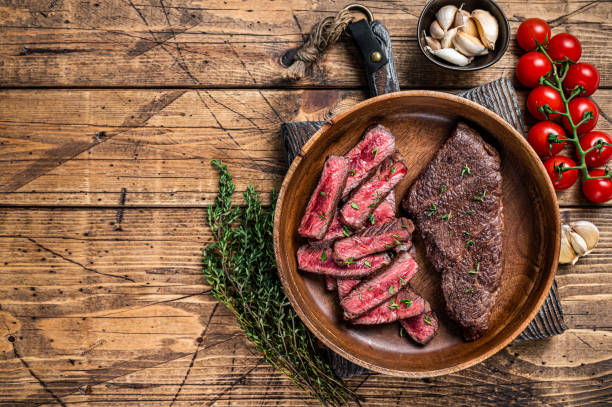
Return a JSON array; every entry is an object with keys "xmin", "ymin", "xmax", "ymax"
[{"xmin": 203, "ymin": 160, "xmax": 357, "ymax": 406}]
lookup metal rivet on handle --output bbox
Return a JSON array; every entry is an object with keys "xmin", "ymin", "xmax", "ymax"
[{"xmin": 370, "ymin": 51, "xmax": 382, "ymax": 62}]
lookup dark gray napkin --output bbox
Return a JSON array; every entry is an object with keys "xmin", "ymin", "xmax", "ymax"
[{"xmin": 280, "ymin": 78, "xmax": 566, "ymax": 378}]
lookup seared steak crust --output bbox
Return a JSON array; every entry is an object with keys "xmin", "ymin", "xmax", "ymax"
[{"xmin": 401, "ymin": 122, "xmax": 503, "ymax": 341}]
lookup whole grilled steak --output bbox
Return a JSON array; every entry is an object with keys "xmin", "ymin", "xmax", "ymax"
[
  {"xmin": 342, "ymin": 124, "xmax": 396, "ymax": 197},
  {"xmin": 401, "ymin": 122, "xmax": 503, "ymax": 341},
  {"xmin": 340, "ymin": 153, "xmax": 407, "ymax": 229},
  {"xmin": 298, "ymin": 155, "xmax": 349, "ymax": 240},
  {"xmin": 333, "ymin": 217, "xmax": 414, "ymax": 263},
  {"xmin": 340, "ymin": 251, "xmax": 419, "ymax": 319},
  {"xmin": 400, "ymin": 311, "xmax": 439, "ymax": 345},
  {"xmin": 351, "ymin": 288, "xmax": 426, "ymax": 325},
  {"xmin": 297, "ymin": 245, "xmax": 390, "ymax": 278}
]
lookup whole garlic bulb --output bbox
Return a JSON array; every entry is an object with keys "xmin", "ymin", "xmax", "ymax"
[{"xmin": 559, "ymin": 221, "xmax": 600, "ymax": 264}]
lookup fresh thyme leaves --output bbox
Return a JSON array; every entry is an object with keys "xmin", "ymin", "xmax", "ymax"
[
  {"xmin": 466, "ymin": 209, "xmax": 473, "ymax": 215},
  {"xmin": 359, "ymin": 292, "xmax": 363, "ymax": 300},
  {"xmin": 401, "ymin": 299, "xmax": 412, "ymax": 307},
  {"xmin": 320, "ymin": 191, "xmax": 326, "ymax": 197},
  {"xmin": 399, "ymin": 277, "xmax": 406, "ymax": 286},
  {"xmin": 392, "ymin": 234, "xmax": 400, "ymax": 238},
  {"xmin": 389, "ymin": 284, "xmax": 394, "ymax": 295},
  {"xmin": 441, "ymin": 212, "xmax": 451, "ymax": 221},
  {"xmin": 474, "ymin": 190, "xmax": 487, "ymax": 201},
  {"xmin": 464, "ymin": 288, "xmax": 474, "ymax": 293},
  {"xmin": 320, "ymin": 249, "xmax": 327, "ymax": 262},
  {"xmin": 465, "ymin": 240, "xmax": 475, "ymax": 248},
  {"xmin": 368, "ymin": 214, "xmax": 376, "ymax": 225},
  {"xmin": 388, "ymin": 298, "xmax": 400, "ymax": 309},
  {"xmin": 464, "ymin": 231, "xmax": 470, "ymax": 238},
  {"xmin": 349, "ymin": 169, "xmax": 356, "ymax": 176},
  {"xmin": 350, "ymin": 202, "xmax": 359, "ymax": 210},
  {"xmin": 317, "ymin": 212, "xmax": 326, "ymax": 220},
  {"xmin": 203, "ymin": 160, "xmax": 355, "ymax": 406},
  {"xmin": 440, "ymin": 185, "xmax": 447, "ymax": 195},
  {"xmin": 424, "ymin": 316, "xmax": 433, "ymax": 325},
  {"xmin": 449, "ymin": 231, "xmax": 453, "ymax": 237},
  {"xmin": 468, "ymin": 263, "xmax": 480, "ymax": 275},
  {"xmin": 343, "ymin": 225, "xmax": 350, "ymax": 238},
  {"xmin": 368, "ymin": 287, "xmax": 374, "ymax": 291},
  {"xmin": 461, "ymin": 164, "xmax": 471, "ymax": 176},
  {"xmin": 364, "ymin": 259, "xmax": 372, "ymax": 267},
  {"xmin": 390, "ymin": 166, "xmax": 397, "ymax": 174},
  {"xmin": 427, "ymin": 203, "xmax": 437, "ymax": 217},
  {"xmin": 345, "ymin": 257, "xmax": 356, "ymax": 266},
  {"xmin": 401, "ymin": 224, "xmax": 407, "ymax": 229},
  {"xmin": 372, "ymin": 147, "xmax": 379, "ymax": 158}
]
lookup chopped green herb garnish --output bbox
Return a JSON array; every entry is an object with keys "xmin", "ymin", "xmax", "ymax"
[
  {"xmin": 440, "ymin": 185, "xmax": 446, "ymax": 195},
  {"xmin": 399, "ymin": 277, "xmax": 406, "ymax": 286},
  {"xmin": 394, "ymin": 239, "xmax": 401, "ymax": 245},
  {"xmin": 344, "ymin": 257, "xmax": 355, "ymax": 265},
  {"xmin": 401, "ymin": 224, "xmax": 407, "ymax": 229},
  {"xmin": 466, "ymin": 210, "xmax": 473, "ymax": 215},
  {"xmin": 389, "ymin": 285, "xmax": 394, "ymax": 295},
  {"xmin": 402, "ymin": 299, "xmax": 412, "ymax": 307},
  {"xmin": 385, "ymin": 175, "xmax": 389, "ymax": 181},
  {"xmin": 343, "ymin": 225, "xmax": 350, "ymax": 237},
  {"xmin": 390, "ymin": 166, "xmax": 397, "ymax": 175},
  {"xmin": 441, "ymin": 212, "xmax": 451, "ymax": 221},
  {"xmin": 364, "ymin": 259, "xmax": 372, "ymax": 267},
  {"xmin": 359, "ymin": 292, "xmax": 362, "ymax": 300},
  {"xmin": 349, "ymin": 169, "xmax": 356, "ymax": 176},
  {"xmin": 449, "ymin": 231, "xmax": 453, "ymax": 237},
  {"xmin": 378, "ymin": 175, "xmax": 381, "ymax": 181},
  {"xmin": 385, "ymin": 244, "xmax": 391, "ymax": 248},
  {"xmin": 350, "ymin": 202, "xmax": 359, "ymax": 210},
  {"xmin": 399, "ymin": 326, "xmax": 404, "ymax": 337},
  {"xmin": 368, "ymin": 203, "xmax": 376, "ymax": 208},
  {"xmin": 320, "ymin": 249, "xmax": 327, "ymax": 261},
  {"xmin": 424, "ymin": 316, "xmax": 433, "ymax": 325},
  {"xmin": 317, "ymin": 212, "xmax": 326, "ymax": 220},
  {"xmin": 388, "ymin": 299, "xmax": 400, "ymax": 309},
  {"xmin": 372, "ymin": 147, "xmax": 379, "ymax": 158},
  {"xmin": 465, "ymin": 240, "xmax": 475, "ymax": 248},
  {"xmin": 464, "ymin": 231, "xmax": 470, "ymax": 238},
  {"xmin": 320, "ymin": 191, "xmax": 326, "ymax": 197},
  {"xmin": 461, "ymin": 164, "xmax": 471, "ymax": 176},
  {"xmin": 382, "ymin": 261, "xmax": 390, "ymax": 266},
  {"xmin": 368, "ymin": 214, "xmax": 376, "ymax": 225},
  {"xmin": 368, "ymin": 287, "xmax": 374, "ymax": 291},
  {"xmin": 392, "ymin": 233, "xmax": 400, "ymax": 238},
  {"xmin": 464, "ymin": 288, "xmax": 473, "ymax": 293},
  {"xmin": 474, "ymin": 190, "xmax": 487, "ymax": 201},
  {"xmin": 468, "ymin": 263, "xmax": 480, "ymax": 275},
  {"xmin": 427, "ymin": 203, "xmax": 437, "ymax": 217}
]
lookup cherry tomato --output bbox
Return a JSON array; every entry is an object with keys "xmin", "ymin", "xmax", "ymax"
[
  {"xmin": 516, "ymin": 18, "xmax": 551, "ymax": 51},
  {"xmin": 516, "ymin": 52, "xmax": 552, "ymax": 88},
  {"xmin": 579, "ymin": 131, "xmax": 612, "ymax": 168},
  {"xmin": 527, "ymin": 121, "xmax": 567, "ymax": 157},
  {"xmin": 547, "ymin": 33, "xmax": 582, "ymax": 62},
  {"xmin": 582, "ymin": 169, "xmax": 612, "ymax": 203},
  {"xmin": 563, "ymin": 63, "xmax": 600, "ymax": 96},
  {"xmin": 543, "ymin": 156, "xmax": 578, "ymax": 190},
  {"xmin": 527, "ymin": 86, "xmax": 564, "ymax": 121},
  {"xmin": 562, "ymin": 97, "xmax": 599, "ymax": 134}
]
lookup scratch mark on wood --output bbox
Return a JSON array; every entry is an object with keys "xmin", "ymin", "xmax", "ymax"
[
  {"xmin": 25, "ymin": 237, "xmax": 135, "ymax": 282},
  {"xmin": 158, "ymin": 0, "xmax": 199, "ymax": 84},
  {"xmin": 18, "ymin": 47, "xmax": 91, "ymax": 56},
  {"xmin": 204, "ymin": 358, "xmax": 266, "ymax": 407},
  {"xmin": 258, "ymin": 90, "xmax": 283, "ymax": 122},
  {"xmin": 170, "ymin": 303, "xmax": 218, "ymax": 406},
  {"xmin": 115, "ymin": 188, "xmax": 127, "ymax": 231},
  {"xmin": 3, "ymin": 90, "xmax": 186, "ymax": 193},
  {"xmin": 548, "ymin": 1, "xmax": 598, "ymax": 27},
  {"xmin": 226, "ymin": 40, "xmax": 257, "ymax": 84},
  {"xmin": 13, "ymin": 343, "xmax": 67, "ymax": 406}
]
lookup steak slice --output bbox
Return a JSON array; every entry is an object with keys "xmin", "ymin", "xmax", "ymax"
[
  {"xmin": 342, "ymin": 124, "xmax": 396, "ymax": 197},
  {"xmin": 333, "ymin": 217, "xmax": 415, "ymax": 263},
  {"xmin": 400, "ymin": 311, "xmax": 439, "ymax": 345},
  {"xmin": 337, "ymin": 279, "xmax": 361, "ymax": 299},
  {"xmin": 325, "ymin": 277, "xmax": 337, "ymax": 291},
  {"xmin": 298, "ymin": 155, "xmax": 349, "ymax": 240},
  {"xmin": 309, "ymin": 210, "xmax": 348, "ymax": 248},
  {"xmin": 351, "ymin": 288, "xmax": 426, "ymax": 325},
  {"xmin": 340, "ymin": 251, "xmax": 419, "ymax": 319},
  {"xmin": 401, "ymin": 122, "xmax": 503, "ymax": 341},
  {"xmin": 372, "ymin": 191, "xmax": 396, "ymax": 225},
  {"xmin": 341, "ymin": 153, "xmax": 407, "ymax": 229},
  {"xmin": 297, "ymin": 245, "xmax": 390, "ymax": 278}
]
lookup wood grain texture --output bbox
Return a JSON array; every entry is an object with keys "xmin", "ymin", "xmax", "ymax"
[
  {"xmin": 0, "ymin": 88, "xmax": 610, "ymax": 207},
  {"xmin": 0, "ymin": 1, "xmax": 611, "ymax": 89},
  {"xmin": 0, "ymin": 207, "xmax": 609, "ymax": 405}
]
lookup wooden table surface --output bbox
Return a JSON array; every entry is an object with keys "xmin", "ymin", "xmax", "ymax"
[{"xmin": 0, "ymin": 1, "xmax": 610, "ymax": 405}]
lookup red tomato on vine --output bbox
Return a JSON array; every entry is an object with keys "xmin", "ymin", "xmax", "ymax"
[
  {"xmin": 580, "ymin": 131, "xmax": 612, "ymax": 168},
  {"xmin": 563, "ymin": 63, "xmax": 600, "ymax": 96},
  {"xmin": 582, "ymin": 169, "xmax": 612, "ymax": 203},
  {"xmin": 547, "ymin": 33, "xmax": 582, "ymax": 62},
  {"xmin": 527, "ymin": 121, "xmax": 566, "ymax": 157},
  {"xmin": 562, "ymin": 97, "xmax": 599, "ymax": 134},
  {"xmin": 516, "ymin": 52, "xmax": 552, "ymax": 88},
  {"xmin": 516, "ymin": 18, "xmax": 551, "ymax": 51},
  {"xmin": 543, "ymin": 156, "xmax": 578, "ymax": 190},
  {"xmin": 527, "ymin": 86, "xmax": 564, "ymax": 121}
]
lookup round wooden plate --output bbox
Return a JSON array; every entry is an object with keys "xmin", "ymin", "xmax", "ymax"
[{"xmin": 273, "ymin": 91, "xmax": 560, "ymax": 377}]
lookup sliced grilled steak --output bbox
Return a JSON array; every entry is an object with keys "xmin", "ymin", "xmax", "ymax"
[
  {"xmin": 351, "ymin": 288, "xmax": 426, "ymax": 325},
  {"xmin": 298, "ymin": 155, "xmax": 349, "ymax": 240},
  {"xmin": 333, "ymin": 217, "xmax": 414, "ymax": 263},
  {"xmin": 400, "ymin": 311, "xmax": 439, "ymax": 345},
  {"xmin": 341, "ymin": 153, "xmax": 407, "ymax": 229},
  {"xmin": 372, "ymin": 191, "xmax": 396, "ymax": 225},
  {"xmin": 309, "ymin": 210, "xmax": 348, "ymax": 248},
  {"xmin": 342, "ymin": 124, "xmax": 396, "ymax": 197},
  {"xmin": 340, "ymin": 251, "xmax": 419, "ymax": 319},
  {"xmin": 401, "ymin": 122, "xmax": 503, "ymax": 341},
  {"xmin": 325, "ymin": 277, "xmax": 337, "ymax": 291},
  {"xmin": 297, "ymin": 245, "xmax": 390, "ymax": 278},
  {"xmin": 337, "ymin": 279, "xmax": 361, "ymax": 299}
]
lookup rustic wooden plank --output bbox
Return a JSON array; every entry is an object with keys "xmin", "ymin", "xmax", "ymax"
[
  {"xmin": 0, "ymin": 88, "xmax": 610, "ymax": 207},
  {"xmin": 0, "ymin": 207, "xmax": 609, "ymax": 405},
  {"xmin": 0, "ymin": 1, "xmax": 611, "ymax": 89}
]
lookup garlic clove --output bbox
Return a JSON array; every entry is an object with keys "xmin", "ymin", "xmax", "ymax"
[
  {"xmin": 460, "ymin": 16, "xmax": 479, "ymax": 37},
  {"xmin": 425, "ymin": 35, "xmax": 442, "ymax": 50},
  {"xmin": 471, "ymin": 9, "xmax": 499, "ymax": 50},
  {"xmin": 425, "ymin": 46, "xmax": 470, "ymax": 66},
  {"xmin": 569, "ymin": 221, "xmax": 599, "ymax": 254},
  {"xmin": 454, "ymin": 8, "xmax": 470, "ymax": 27},
  {"xmin": 559, "ymin": 225, "xmax": 579, "ymax": 265},
  {"xmin": 430, "ymin": 20, "xmax": 445, "ymax": 39},
  {"xmin": 568, "ymin": 230, "xmax": 589, "ymax": 257},
  {"xmin": 441, "ymin": 26, "xmax": 461, "ymax": 49},
  {"xmin": 453, "ymin": 31, "xmax": 487, "ymax": 57},
  {"xmin": 436, "ymin": 5, "xmax": 458, "ymax": 32}
]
